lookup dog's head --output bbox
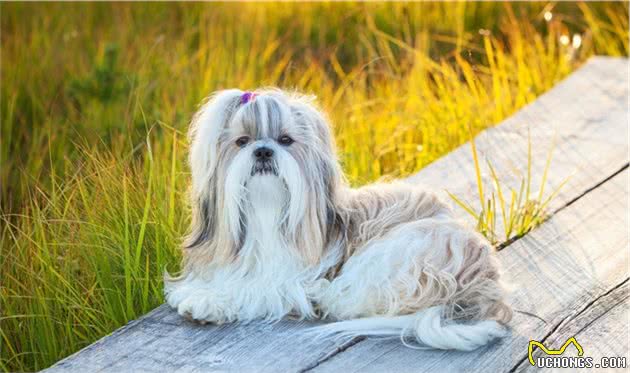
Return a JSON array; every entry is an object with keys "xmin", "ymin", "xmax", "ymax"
[{"xmin": 185, "ymin": 89, "xmax": 344, "ymax": 267}]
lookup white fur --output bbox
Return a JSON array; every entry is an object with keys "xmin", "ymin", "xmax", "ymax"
[
  {"xmin": 165, "ymin": 88, "xmax": 512, "ymax": 351},
  {"xmin": 307, "ymin": 307, "xmax": 508, "ymax": 351},
  {"xmin": 169, "ymin": 174, "xmax": 334, "ymax": 323}
]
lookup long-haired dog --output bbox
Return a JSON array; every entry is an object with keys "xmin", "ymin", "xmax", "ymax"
[{"xmin": 165, "ymin": 89, "xmax": 512, "ymax": 351}]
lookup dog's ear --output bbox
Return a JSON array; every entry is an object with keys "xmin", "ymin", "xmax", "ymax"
[
  {"xmin": 188, "ymin": 89, "xmax": 243, "ymax": 199},
  {"xmin": 285, "ymin": 94, "xmax": 347, "ymax": 265},
  {"xmin": 286, "ymin": 93, "xmax": 337, "ymax": 152},
  {"xmin": 288, "ymin": 93, "xmax": 345, "ymax": 193},
  {"xmin": 185, "ymin": 89, "xmax": 243, "ymax": 257}
]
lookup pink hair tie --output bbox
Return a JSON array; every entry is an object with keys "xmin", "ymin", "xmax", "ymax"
[{"xmin": 241, "ymin": 92, "xmax": 257, "ymax": 104}]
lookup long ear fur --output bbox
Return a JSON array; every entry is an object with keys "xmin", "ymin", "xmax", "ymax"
[
  {"xmin": 286, "ymin": 94, "xmax": 347, "ymax": 265},
  {"xmin": 177, "ymin": 89, "xmax": 244, "ymax": 278},
  {"xmin": 188, "ymin": 89, "xmax": 244, "ymax": 198}
]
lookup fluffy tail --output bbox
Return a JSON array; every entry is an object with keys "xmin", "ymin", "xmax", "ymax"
[{"xmin": 309, "ymin": 306, "xmax": 508, "ymax": 351}]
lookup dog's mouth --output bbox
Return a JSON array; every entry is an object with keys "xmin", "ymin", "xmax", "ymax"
[{"xmin": 251, "ymin": 160, "xmax": 278, "ymax": 176}]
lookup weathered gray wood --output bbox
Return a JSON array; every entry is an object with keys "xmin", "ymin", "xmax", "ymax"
[
  {"xmin": 312, "ymin": 170, "xmax": 628, "ymax": 373},
  {"xmin": 518, "ymin": 280, "xmax": 629, "ymax": 372},
  {"xmin": 43, "ymin": 57, "xmax": 629, "ymax": 373},
  {"xmin": 45, "ymin": 308, "xmax": 359, "ymax": 373},
  {"xmin": 406, "ymin": 56, "xmax": 629, "ymax": 242}
]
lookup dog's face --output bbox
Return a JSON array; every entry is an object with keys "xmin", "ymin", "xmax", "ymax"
[{"xmin": 185, "ymin": 89, "xmax": 343, "ymax": 268}]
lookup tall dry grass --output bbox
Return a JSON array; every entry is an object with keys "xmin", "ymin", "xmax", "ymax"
[{"xmin": 1, "ymin": 2, "xmax": 627, "ymax": 371}]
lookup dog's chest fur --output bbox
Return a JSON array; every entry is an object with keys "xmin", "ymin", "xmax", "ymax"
[{"xmin": 193, "ymin": 175, "xmax": 330, "ymax": 322}]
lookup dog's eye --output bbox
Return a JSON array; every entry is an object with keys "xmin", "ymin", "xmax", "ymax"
[
  {"xmin": 278, "ymin": 135, "xmax": 294, "ymax": 146},
  {"xmin": 235, "ymin": 136, "xmax": 250, "ymax": 147}
]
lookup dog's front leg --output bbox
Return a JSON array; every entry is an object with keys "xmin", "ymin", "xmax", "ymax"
[{"xmin": 165, "ymin": 275, "xmax": 234, "ymax": 325}]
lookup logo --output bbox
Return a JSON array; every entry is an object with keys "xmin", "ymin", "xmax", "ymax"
[
  {"xmin": 528, "ymin": 337, "xmax": 583, "ymax": 366},
  {"xmin": 528, "ymin": 336, "xmax": 627, "ymax": 369}
]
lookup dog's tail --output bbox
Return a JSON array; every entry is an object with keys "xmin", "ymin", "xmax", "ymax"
[{"xmin": 308, "ymin": 306, "xmax": 508, "ymax": 351}]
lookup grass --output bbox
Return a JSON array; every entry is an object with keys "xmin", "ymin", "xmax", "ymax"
[
  {"xmin": 1, "ymin": 2, "xmax": 628, "ymax": 371},
  {"xmin": 447, "ymin": 130, "xmax": 571, "ymax": 246}
]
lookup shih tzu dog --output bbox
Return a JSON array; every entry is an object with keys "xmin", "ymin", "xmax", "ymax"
[{"xmin": 165, "ymin": 89, "xmax": 512, "ymax": 351}]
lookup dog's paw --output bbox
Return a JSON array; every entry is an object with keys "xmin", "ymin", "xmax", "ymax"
[
  {"xmin": 182, "ymin": 311, "xmax": 210, "ymax": 325},
  {"xmin": 174, "ymin": 294, "xmax": 230, "ymax": 324},
  {"xmin": 165, "ymin": 278, "xmax": 231, "ymax": 324}
]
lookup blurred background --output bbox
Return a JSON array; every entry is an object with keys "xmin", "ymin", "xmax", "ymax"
[{"xmin": 1, "ymin": 2, "xmax": 628, "ymax": 371}]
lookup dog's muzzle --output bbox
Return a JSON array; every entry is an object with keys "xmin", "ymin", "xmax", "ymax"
[{"xmin": 251, "ymin": 146, "xmax": 277, "ymax": 176}]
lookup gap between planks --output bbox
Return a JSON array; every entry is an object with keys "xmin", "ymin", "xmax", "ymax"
[{"xmin": 511, "ymin": 279, "xmax": 629, "ymax": 372}]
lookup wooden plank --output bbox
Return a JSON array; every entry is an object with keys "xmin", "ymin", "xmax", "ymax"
[
  {"xmin": 43, "ymin": 57, "xmax": 629, "ymax": 372},
  {"xmin": 518, "ymin": 280, "xmax": 629, "ymax": 372},
  {"xmin": 45, "ymin": 307, "xmax": 359, "ymax": 373},
  {"xmin": 406, "ymin": 56, "xmax": 629, "ymax": 242},
  {"xmin": 311, "ymin": 169, "xmax": 628, "ymax": 373}
]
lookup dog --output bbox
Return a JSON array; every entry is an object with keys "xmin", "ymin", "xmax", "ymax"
[{"xmin": 165, "ymin": 88, "xmax": 512, "ymax": 351}]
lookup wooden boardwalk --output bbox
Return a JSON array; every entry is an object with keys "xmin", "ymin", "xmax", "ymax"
[{"xmin": 44, "ymin": 57, "xmax": 629, "ymax": 373}]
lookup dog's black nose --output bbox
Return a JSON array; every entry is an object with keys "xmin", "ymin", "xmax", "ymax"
[{"xmin": 254, "ymin": 146, "xmax": 274, "ymax": 160}]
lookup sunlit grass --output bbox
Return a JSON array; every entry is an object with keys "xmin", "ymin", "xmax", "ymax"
[
  {"xmin": 1, "ymin": 2, "xmax": 628, "ymax": 371},
  {"xmin": 447, "ymin": 130, "xmax": 571, "ymax": 246}
]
